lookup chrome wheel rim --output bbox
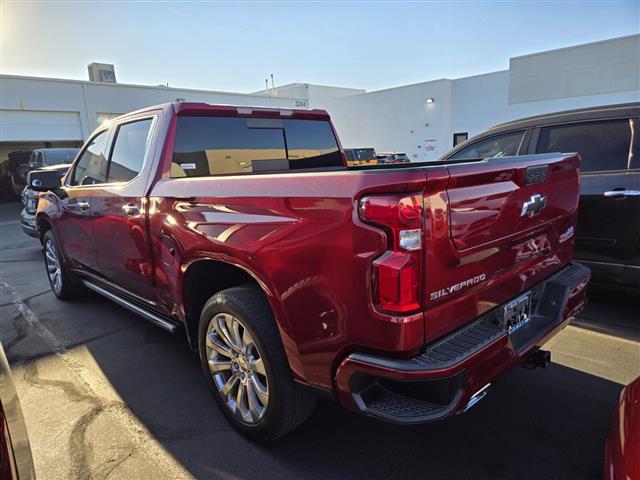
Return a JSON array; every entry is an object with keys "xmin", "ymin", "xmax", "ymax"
[
  {"xmin": 44, "ymin": 238, "xmax": 62, "ymax": 294},
  {"xmin": 205, "ymin": 313, "xmax": 269, "ymax": 425}
]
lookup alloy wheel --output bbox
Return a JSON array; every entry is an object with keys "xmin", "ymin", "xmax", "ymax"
[
  {"xmin": 205, "ymin": 313, "xmax": 269, "ymax": 425},
  {"xmin": 44, "ymin": 238, "xmax": 62, "ymax": 294}
]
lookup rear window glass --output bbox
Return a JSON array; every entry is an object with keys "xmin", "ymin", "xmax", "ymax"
[
  {"xmin": 171, "ymin": 116, "xmax": 341, "ymax": 177},
  {"xmin": 43, "ymin": 149, "xmax": 78, "ymax": 166},
  {"xmin": 449, "ymin": 131, "xmax": 524, "ymax": 160},
  {"xmin": 536, "ymin": 119, "xmax": 632, "ymax": 172}
]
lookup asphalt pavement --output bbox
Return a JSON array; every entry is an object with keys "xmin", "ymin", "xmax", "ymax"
[{"xmin": 0, "ymin": 201, "xmax": 638, "ymax": 480}]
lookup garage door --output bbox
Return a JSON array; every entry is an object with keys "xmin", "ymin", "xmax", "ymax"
[{"xmin": 0, "ymin": 110, "xmax": 83, "ymax": 142}]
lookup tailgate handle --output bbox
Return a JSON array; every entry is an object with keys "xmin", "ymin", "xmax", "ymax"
[{"xmin": 525, "ymin": 165, "xmax": 549, "ymax": 184}]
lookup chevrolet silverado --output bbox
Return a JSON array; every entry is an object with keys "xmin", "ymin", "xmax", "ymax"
[{"xmin": 29, "ymin": 102, "xmax": 590, "ymax": 440}]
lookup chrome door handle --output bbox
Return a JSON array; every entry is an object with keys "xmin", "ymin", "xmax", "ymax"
[
  {"xmin": 76, "ymin": 201, "xmax": 90, "ymax": 210},
  {"xmin": 604, "ymin": 190, "xmax": 640, "ymax": 197},
  {"xmin": 122, "ymin": 203, "xmax": 140, "ymax": 215}
]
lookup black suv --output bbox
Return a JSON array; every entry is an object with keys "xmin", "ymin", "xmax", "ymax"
[{"xmin": 441, "ymin": 103, "xmax": 639, "ymax": 289}]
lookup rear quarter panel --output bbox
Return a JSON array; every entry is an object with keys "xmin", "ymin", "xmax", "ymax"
[{"xmin": 148, "ymin": 169, "xmax": 431, "ymax": 388}]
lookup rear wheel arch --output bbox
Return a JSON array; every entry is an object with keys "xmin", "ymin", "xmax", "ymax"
[{"xmin": 181, "ymin": 259, "xmax": 289, "ymax": 349}]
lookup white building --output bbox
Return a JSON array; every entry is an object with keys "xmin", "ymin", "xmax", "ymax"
[
  {"xmin": 314, "ymin": 34, "xmax": 639, "ymax": 160},
  {"xmin": 0, "ymin": 75, "xmax": 308, "ymax": 177},
  {"xmin": 1, "ymin": 34, "xmax": 638, "ymax": 175}
]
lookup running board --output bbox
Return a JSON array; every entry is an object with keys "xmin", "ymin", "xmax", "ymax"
[{"xmin": 82, "ymin": 280, "xmax": 177, "ymax": 333}]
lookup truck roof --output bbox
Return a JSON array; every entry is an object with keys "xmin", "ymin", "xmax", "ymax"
[{"xmin": 115, "ymin": 102, "xmax": 330, "ymax": 122}]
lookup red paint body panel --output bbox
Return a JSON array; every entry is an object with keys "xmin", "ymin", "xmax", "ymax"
[
  {"xmin": 605, "ymin": 376, "xmax": 640, "ymax": 480},
  {"xmin": 36, "ymin": 102, "xmax": 586, "ymax": 404}
]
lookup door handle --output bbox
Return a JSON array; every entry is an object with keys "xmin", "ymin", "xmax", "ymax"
[
  {"xmin": 122, "ymin": 203, "xmax": 140, "ymax": 215},
  {"xmin": 76, "ymin": 201, "xmax": 90, "ymax": 210},
  {"xmin": 604, "ymin": 190, "xmax": 640, "ymax": 197}
]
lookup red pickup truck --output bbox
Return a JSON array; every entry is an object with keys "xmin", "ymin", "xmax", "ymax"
[{"xmin": 30, "ymin": 102, "xmax": 590, "ymax": 440}]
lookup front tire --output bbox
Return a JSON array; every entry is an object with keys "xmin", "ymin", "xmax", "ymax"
[
  {"xmin": 198, "ymin": 285, "xmax": 316, "ymax": 441},
  {"xmin": 42, "ymin": 230, "xmax": 84, "ymax": 300}
]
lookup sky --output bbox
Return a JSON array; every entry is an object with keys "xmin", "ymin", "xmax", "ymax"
[{"xmin": 1, "ymin": 1, "xmax": 638, "ymax": 93}]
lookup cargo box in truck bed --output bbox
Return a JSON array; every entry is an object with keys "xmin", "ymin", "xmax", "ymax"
[{"xmin": 33, "ymin": 102, "xmax": 590, "ymax": 439}]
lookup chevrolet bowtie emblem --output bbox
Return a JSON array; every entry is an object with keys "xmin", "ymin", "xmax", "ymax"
[{"xmin": 521, "ymin": 194, "xmax": 547, "ymax": 217}]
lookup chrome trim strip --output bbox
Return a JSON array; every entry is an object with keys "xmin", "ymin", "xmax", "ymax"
[
  {"xmin": 82, "ymin": 280, "xmax": 176, "ymax": 333},
  {"xmin": 577, "ymin": 259, "xmax": 626, "ymax": 268},
  {"xmin": 462, "ymin": 383, "xmax": 491, "ymax": 413}
]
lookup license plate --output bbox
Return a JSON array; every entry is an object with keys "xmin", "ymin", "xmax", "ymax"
[{"xmin": 502, "ymin": 293, "xmax": 532, "ymax": 333}]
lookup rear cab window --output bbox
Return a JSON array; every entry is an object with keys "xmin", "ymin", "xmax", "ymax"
[
  {"xmin": 171, "ymin": 116, "xmax": 342, "ymax": 177},
  {"xmin": 536, "ymin": 119, "xmax": 633, "ymax": 172}
]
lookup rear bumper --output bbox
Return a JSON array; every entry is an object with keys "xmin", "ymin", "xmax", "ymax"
[
  {"xmin": 335, "ymin": 262, "xmax": 590, "ymax": 424},
  {"xmin": 19, "ymin": 209, "xmax": 38, "ymax": 238}
]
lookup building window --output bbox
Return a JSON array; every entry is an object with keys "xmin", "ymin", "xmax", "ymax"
[{"xmin": 453, "ymin": 132, "xmax": 468, "ymax": 147}]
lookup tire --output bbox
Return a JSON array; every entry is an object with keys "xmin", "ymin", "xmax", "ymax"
[
  {"xmin": 198, "ymin": 285, "xmax": 316, "ymax": 441},
  {"xmin": 42, "ymin": 229, "xmax": 84, "ymax": 300}
]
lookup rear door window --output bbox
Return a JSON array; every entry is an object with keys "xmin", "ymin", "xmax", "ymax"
[
  {"xmin": 107, "ymin": 118, "xmax": 154, "ymax": 183},
  {"xmin": 536, "ymin": 119, "xmax": 632, "ymax": 172},
  {"xmin": 171, "ymin": 116, "xmax": 341, "ymax": 177},
  {"xmin": 448, "ymin": 130, "xmax": 525, "ymax": 160},
  {"xmin": 70, "ymin": 130, "xmax": 109, "ymax": 186}
]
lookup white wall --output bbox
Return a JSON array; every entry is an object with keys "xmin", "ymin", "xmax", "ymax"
[
  {"xmin": 253, "ymin": 83, "xmax": 366, "ymax": 109},
  {"xmin": 0, "ymin": 75, "xmax": 305, "ymax": 142},
  {"xmin": 1, "ymin": 35, "xmax": 638, "ymax": 160},
  {"xmin": 324, "ymin": 80, "xmax": 453, "ymax": 161},
  {"xmin": 509, "ymin": 34, "xmax": 640, "ymax": 104},
  {"xmin": 450, "ymin": 71, "xmax": 640, "ymax": 141},
  {"xmin": 320, "ymin": 35, "xmax": 640, "ymax": 159}
]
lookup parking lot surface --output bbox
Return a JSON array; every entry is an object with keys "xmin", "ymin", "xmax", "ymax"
[{"xmin": 0, "ymin": 201, "xmax": 638, "ymax": 480}]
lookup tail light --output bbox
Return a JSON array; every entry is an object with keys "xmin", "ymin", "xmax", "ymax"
[{"xmin": 359, "ymin": 193, "xmax": 423, "ymax": 313}]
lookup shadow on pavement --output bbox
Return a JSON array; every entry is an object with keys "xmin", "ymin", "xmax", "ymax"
[
  {"xmin": 0, "ymin": 218, "xmax": 629, "ymax": 480},
  {"xmin": 80, "ymin": 311, "xmax": 619, "ymax": 480}
]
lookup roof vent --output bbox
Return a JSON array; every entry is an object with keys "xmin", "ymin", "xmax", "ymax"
[{"xmin": 88, "ymin": 63, "xmax": 116, "ymax": 83}]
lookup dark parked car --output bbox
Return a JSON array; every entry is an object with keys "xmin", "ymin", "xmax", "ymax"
[
  {"xmin": 20, "ymin": 163, "xmax": 72, "ymax": 238},
  {"xmin": 28, "ymin": 148, "xmax": 78, "ymax": 167},
  {"xmin": 13, "ymin": 148, "xmax": 78, "ymax": 200},
  {"xmin": 376, "ymin": 152, "xmax": 411, "ymax": 164},
  {"xmin": 441, "ymin": 103, "xmax": 639, "ymax": 289},
  {"xmin": 0, "ymin": 151, "xmax": 31, "ymax": 201},
  {"xmin": 344, "ymin": 147, "xmax": 378, "ymax": 166},
  {"xmin": 0, "ymin": 342, "xmax": 35, "ymax": 480}
]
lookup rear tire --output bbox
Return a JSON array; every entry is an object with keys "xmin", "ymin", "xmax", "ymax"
[
  {"xmin": 198, "ymin": 285, "xmax": 316, "ymax": 441},
  {"xmin": 42, "ymin": 229, "xmax": 84, "ymax": 300}
]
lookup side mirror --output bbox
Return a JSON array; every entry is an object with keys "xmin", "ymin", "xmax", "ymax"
[{"xmin": 28, "ymin": 170, "xmax": 61, "ymax": 192}]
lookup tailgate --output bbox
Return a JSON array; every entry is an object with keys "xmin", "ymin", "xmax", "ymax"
[
  {"xmin": 446, "ymin": 153, "xmax": 580, "ymax": 250},
  {"xmin": 422, "ymin": 153, "xmax": 581, "ymax": 342}
]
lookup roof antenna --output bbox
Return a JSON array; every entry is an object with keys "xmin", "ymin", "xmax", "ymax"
[
  {"xmin": 265, "ymin": 78, "xmax": 269, "ymax": 96},
  {"xmin": 271, "ymin": 73, "xmax": 276, "ymax": 96}
]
